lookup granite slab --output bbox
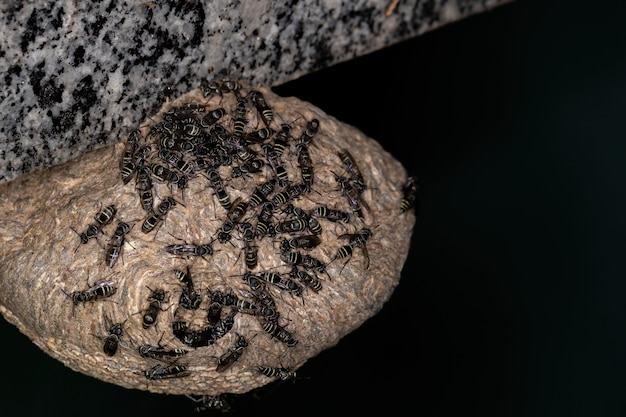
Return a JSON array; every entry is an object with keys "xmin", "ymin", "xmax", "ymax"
[{"xmin": 0, "ymin": 0, "xmax": 514, "ymax": 185}]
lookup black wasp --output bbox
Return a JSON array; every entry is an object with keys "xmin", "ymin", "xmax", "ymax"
[
  {"xmin": 337, "ymin": 149, "xmax": 366, "ymax": 193},
  {"xmin": 138, "ymin": 333, "xmax": 188, "ymax": 360},
  {"xmin": 310, "ymin": 205, "xmax": 350, "ymax": 223},
  {"xmin": 141, "ymin": 196, "xmax": 179, "ymax": 234},
  {"xmin": 332, "ymin": 227, "xmax": 373, "ymax": 270},
  {"xmin": 71, "ymin": 204, "xmax": 117, "ymax": 252},
  {"xmin": 174, "ymin": 267, "xmax": 202, "ymax": 310},
  {"xmin": 215, "ymin": 334, "xmax": 251, "ymax": 373},
  {"xmin": 249, "ymin": 90, "xmax": 274, "ymax": 127},
  {"xmin": 400, "ymin": 175, "xmax": 419, "ymax": 213},
  {"xmin": 258, "ymin": 365, "xmax": 297, "ymax": 381},
  {"xmin": 240, "ymin": 222, "xmax": 259, "ymax": 270},
  {"xmin": 290, "ymin": 267, "xmax": 323, "ymax": 293},
  {"xmin": 280, "ymin": 250, "xmax": 328, "ymax": 277},
  {"xmin": 206, "ymin": 289, "xmax": 227, "ymax": 326},
  {"xmin": 120, "ymin": 129, "xmax": 141, "ymax": 184},
  {"xmin": 105, "ymin": 221, "xmax": 132, "ymax": 268},
  {"xmin": 299, "ymin": 118, "xmax": 319, "ymax": 145},
  {"xmin": 143, "ymin": 363, "xmax": 189, "ymax": 380},
  {"xmin": 62, "ymin": 275, "xmax": 117, "ymax": 308},
  {"xmin": 261, "ymin": 319, "xmax": 298, "ymax": 347},
  {"xmin": 205, "ymin": 168, "xmax": 231, "ymax": 211},
  {"xmin": 186, "ymin": 394, "xmax": 231, "ymax": 414},
  {"xmin": 334, "ymin": 173, "xmax": 369, "ymax": 219},
  {"xmin": 280, "ymin": 235, "xmax": 321, "ymax": 253},
  {"xmin": 165, "ymin": 241, "xmax": 213, "ymax": 262},
  {"xmin": 141, "ymin": 287, "xmax": 168, "ymax": 329},
  {"xmin": 101, "ymin": 318, "xmax": 126, "ymax": 357}
]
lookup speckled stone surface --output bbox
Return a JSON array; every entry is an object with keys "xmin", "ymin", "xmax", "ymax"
[{"xmin": 0, "ymin": 0, "xmax": 513, "ymax": 185}]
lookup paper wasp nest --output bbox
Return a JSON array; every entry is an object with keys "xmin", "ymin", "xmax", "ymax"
[{"xmin": 0, "ymin": 81, "xmax": 417, "ymax": 397}]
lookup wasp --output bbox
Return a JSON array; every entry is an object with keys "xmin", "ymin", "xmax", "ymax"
[
  {"xmin": 157, "ymin": 196, "xmax": 179, "ymax": 216},
  {"xmin": 105, "ymin": 221, "xmax": 132, "ymax": 268},
  {"xmin": 141, "ymin": 196, "xmax": 178, "ymax": 234},
  {"xmin": 70, "ymin": 223, "xmax": 101, "ymax": 252},
  {"xmin": 249, "ymin": 186, "xmax": 268, "ymax": 207},
  {"xmin": 172, "ymin": 321, "xmax": 212, "ymax": 348},
  {"xmin": 138, "ymin": 333, "xmax": 189, "ymax": 360},
  {"xmin": 332, "ymin": 227, "xmax": 373, "ymax": 270},
  {"xmin": 208, "ymin": 310, "xmax": 237, "ymax": 343},
  {"xmin": 71, "ymin": 204, "xmax": 117, "ymax": 252},
  {"xmin": 347, "ymin": 227, "xmax": 373, "ymax": 248},
  {"xmin": 201, "ymin": 79, "xmax": 222, "ymax": 97},
  {"xmin": 240, "ymin": 222, "xmax": 259, "ymax": 270},
  {"xmin": 232, "ymin": 96, "xmax": 249, "ymax": 140},
  {"xmin": 220, "ymin": 79, "xmax": 243, "ymax": 95},
  {"xmin": 258, "ymin": 365, "xmax": 297, "ymax": 381},
  {"xmin": 102, "ymin": 319, "xmax": 126, "ymax": 357},
  {"xmin": 250, "ymin": 177, "xmax": 278, "ymax": 207},
  {"xmin": 141, "ymin": 212, "xmax": 161, "ymax": 234},
  {"xmin": 158, "ymin": 149, "xmax": 195, "ymax": 178},
  {"xmin": 337, "ymin": 149, "xmax": 366, "ymax": 193},
  {"xmin": 261, "ymin": 320, "xmax": 298, "ymax": 347},
  {"xmin": 249, "ymin": 90, "xmax": 274, "ymax": 127},
  {"xmin": 231, "ymin": 158, "xmax": 265, "ymax": 179},
  {"xmin": 255, "ymin": 271, "xmax": 303, "ymax": 297},
  {"xmin": 241, "ymin": 277, "xmax": 279, "ymax": 321},
  {"xmin": 144, "ymin": 363, "xmax": 190, "ymax": 380},
  {"xmin": 206, "ymin": 168, "xmax": 231, "ymax": 210},
  {"xmin": 310, "ymin": 205, "xmax": 351, "ymax": 223},
  {"xmin": 215, "ymin": 334, "xmax": 251, "ymax": 373},
  {"xmin": 135, "ymin": 166, "xmax": 154, "ymax": 213},
  {"xmin": 281, "ymin": 251, "xmax": 329, "ymax": 277},
  {"xmin": 299, "ymin": 118, "xmax": 319, "ymax": 145},
  {"xmin": 206, "ymin": 289, "xmax": 227, "ymax": 326},
  {"xmin": 62, "ymin": 276, "xmax": 118, "ymax": 306},
  {"xmin": 174, "ymin": 267, "xmax": 202, "ymax": 310},
  {"xmin": 142, "ymin": 287, "xmax": 168, "ymax": 329},
  {"xmin": 263, "ymin": 142, "xmax": 289, "ymax": 187},
  {"xmin": 280, "ymin": 235, "xmax": 321, "ymax": 253},
  {"xmin": 271, "ymin": 182, "xmax": 308, "ymax": 208},
  {"xmin": 120, "ymin": 129, "xmax": 142, "ymax": 182},
  {"xmin": 150, "ymin": 162, "xmax": 178, "ymax": 184},
  {"xmin": 274, "ymin": 218, "xmax": 308, "ymax": 234},
  {"xmin": 296, "ymin": 142, "xmax": 314, "ymax": 190},
  {"xmin": 165, "ymin": 242, "xmax": 213, "ymax": 261},
  {"xmin": 133, "ymin": 144, "xmax": 152, "ymax": 169},
  {"xmin": 200, "ymin": 107, "xmax": 225, "ymax": 128},
  {"xmin": 246, "ymin": 126, "xmax": 275, "ymax": 144},
  {"xmin": 400, "ymin": 175, "xmax": 419, "ymax": 213},
  {"xmin": 254, "ymin": 201, "xmax": 275, "ymax": 240},
  {"xmin": 180, "ymin": 120, "xmax": 202, "ymax": 140},
  {"xmin": 93, "ymin": 204, "xmax": 117, "ymax": 227},
  {"xmin": 287, "ymin": 182, "xmax": 311, "ymax": 202},
  {"xmin": 232, "ymin": 296, "xmax": 261, "ymax": 317},
  {"xmin": 186, "ymin": 394, "xmax": 231, "ymax": 414},
  {"xmin": 216, "ymin": 219, "xmax": 235, "ymax": 244},
  {"xmin": 335, "ymin": 173, "xmax": 369, "ymax": 219},
  {"xmin": 139, "ymin": 344, "xmax": 188, "ymax": 360},
  {"xmin": 272, "ymin": 124, "xmax": 291, "ymax": 158},
  {"xmin": 228, "ymin": 197, "xmax": 249, "ymax": 224},
  {"xmin": 290, "ymin": 267, "xmax": 323, "ymax": 292}
]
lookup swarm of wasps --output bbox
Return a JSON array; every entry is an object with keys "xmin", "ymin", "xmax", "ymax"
[{"xmin": 66, "ymin": 79, "xmax": 418, "ymax": 413}]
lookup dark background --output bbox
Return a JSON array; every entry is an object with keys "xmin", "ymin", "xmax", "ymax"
[{"xmin": 3, "ymin": 0, "xmax": 626, "ymax": 415}]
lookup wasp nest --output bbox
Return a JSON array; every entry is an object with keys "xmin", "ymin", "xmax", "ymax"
[{"xmin": 0, "ymin": 80, "xmax": 417, "ymax": 398}]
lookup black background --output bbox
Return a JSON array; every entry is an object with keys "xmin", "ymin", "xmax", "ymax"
[{"xmin": 3, "ymin": 0, "xmax": 626, "ymax": 415}]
